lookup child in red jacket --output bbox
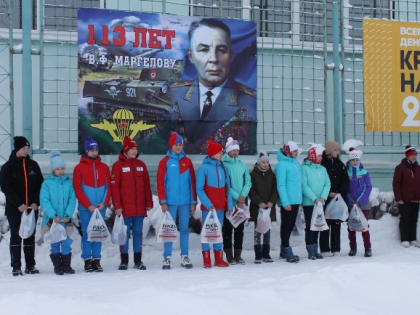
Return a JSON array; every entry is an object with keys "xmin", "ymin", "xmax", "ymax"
[{"xmin": 111, "ymin": 136, "xmax": 153, "ymax": 270}]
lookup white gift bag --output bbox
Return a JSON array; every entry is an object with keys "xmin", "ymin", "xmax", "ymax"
[
  {"xmin": 325, "ymin": 195, "xmax": 349, "ymax": 221},
  {"xmin": 348, "ymin": 204, "xmax": 369, "ymax": 232},
  {"xmin": 19, "ymin": 208, "xmax": 36, "ymax": 239},
  {"xmin": 200, "ymin": 211, "xmax": 223, "ymax": 244},
  {"xmin": 310, "ymin": 202, "xmax": 329, "ymax": 231},
  {"xmin": 46, "ymin": 222, "xmax": 67, "ymax": 243},
  {"xmin": 255, "ymin": 208, "xmax": 271, "ymax": 234},
  {"xmin": 226, "ymin": 205, "xmax": 250, "ymax": 228},
  {"xmin": 87, "ymin": 208, "xmax": 109, "ymax": 242},
  {"xmin": 157, "ymin": 211, "xmax": 178, "ymax": 243},
  {"xmin": 111, "ymin": 214, "xmax": 127, "ymax": 245}
]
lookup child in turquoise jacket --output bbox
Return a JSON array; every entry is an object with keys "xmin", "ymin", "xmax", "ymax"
[
  {"xmin": 40, "ymin": 151, "xmax": 76, "ymax": 275},
  {"xmin": 302, "ymin": 145, "xmax": 331, "ymax": 260},
  {"xmin": 222, "ymin": 137, "xmax": 251, "ymax": 264}
]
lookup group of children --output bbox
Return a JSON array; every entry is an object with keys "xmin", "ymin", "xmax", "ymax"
[{"xmin": 1, "ymin": 133, "xmax": 377, "ymax": 275}]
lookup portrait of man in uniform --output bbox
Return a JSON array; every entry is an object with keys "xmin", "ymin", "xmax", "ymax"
[{"xmin": 169, "ymin": 18, "xmax": 257, "ymax": 154}]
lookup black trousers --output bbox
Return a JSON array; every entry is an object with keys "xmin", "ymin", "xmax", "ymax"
[
  {"xmin": 319, "ymin": 219, "xmax": 341, "ymax": 253},
  {"xmin": 280, "ymin": 204, "xmax": 299, "ymax": 247},
  {"xmin": 303, "ymin": 206, "xmax": 319, "ymax": 245},
  {"xmin": 223, "ymin": 214, "xmax": 245, "ymax": 250},
  {"xmin": 7, "ymin": 210, "xmax": 38, "ymax": 269},
  {"xmin": 399, "ymin": 203, "xmax": 420, "ymax": 242}
]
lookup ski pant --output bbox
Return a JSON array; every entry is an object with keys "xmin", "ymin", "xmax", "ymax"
[
  {"xmin": 280, "ymin": 205, "xmax": 299, "ymax": 247},
  {"xmin": 222, "ymin": 213, "xmax": 244, "ymax": 251},
  {"xmin": 51, "ymin": 237, "xmax": 73, "ymax": 255},
  {"xmin": 320, "ymin": 219, "xmax": 342, "ymax": 253},
  {"xmin": 121, "ymin": 216, "xmax": 144, "ymax": 254},
  {"xmin": 303, "ymin": 206, "xmax": 319, "ymax": 245},
  {"xmin": 79, "ymin": 208, "xmax": 106, "ymax": 260},
  {"xmin": 399, "ymin": 202, "xmax": 419, "ymax": 242},
  {"xmin": 201, "ymin": 209, "xmax": 225, "ymax": 252},
  {"xmin": 348, "ymin": 210, "xmax": 371, "ymax": 249},
  {"xmin": 7, "ymin": 210, "xmax": 38, "ymax": 269},
  {"xmin": 163, "ymin": 204, "xmax": 190, "ymax": 258}
]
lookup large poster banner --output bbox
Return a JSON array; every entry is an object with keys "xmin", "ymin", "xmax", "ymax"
[
  {"xmin": 364, "ymin": 19, "xmax": 420, "ymax": 132},
  {"xmin": 78, "ymin": 8, "xmax": 257, "ymax": 154}
]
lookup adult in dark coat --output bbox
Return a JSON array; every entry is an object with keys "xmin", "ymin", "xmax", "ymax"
[
  {"xmin": 393, "ymin": 145, "xmax": 420, "ymax": 248},
  {"xmin": 249, "ymin": 152, "xmax": 278, "ymax": 263},
  {"xmin": 0, "ymin": 136, "xmax": 43, "ymax": 276},
  {"xmin": 319, "ymin": 141, "xmax": 349, "ymax": 256}
]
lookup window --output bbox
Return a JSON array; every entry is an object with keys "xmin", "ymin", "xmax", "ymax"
[
  {"xmin": 45, "ymin": 0, "xmax": 100, "ymax": 31},
  {"xmin": 252, "ymin": 0, "xmax": 292, "ymax": 38},
  {"xmin": 0, "ymin": 0, "xmax": 37, "ymax": 29},
  {"xmin": 190, "ymin": 0, "xmax": 242, "ymax": 19},
  {"xmin": 349, "ymin": 0, "xmax": 392, "ymax": 45},
  {"xmin": 300, "ymin": 0, "xmax": 333, "ymax": 43}
]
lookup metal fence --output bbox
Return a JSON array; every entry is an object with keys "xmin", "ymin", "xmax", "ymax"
[{"xmin": 1, "ymin": 0, "xmax": 420, "ymax": 163}]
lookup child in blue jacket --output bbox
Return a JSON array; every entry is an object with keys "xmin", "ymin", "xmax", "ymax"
[
  {"xmin": 40, "ymin": 151, "xmax": 76, "ymax": 275},
  {"xmin": 196, "ymin": 140, "xmax": 233, "ymax": 268}
]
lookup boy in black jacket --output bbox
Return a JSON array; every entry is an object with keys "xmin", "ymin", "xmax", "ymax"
[{"xmin": 0, "ymin": 137, "xmax": 44, "ymax": 276}]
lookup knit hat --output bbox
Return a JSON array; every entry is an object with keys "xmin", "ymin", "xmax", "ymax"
[
  {"xmin": 13, "ymin": 136, "xmax": 30, "ymax": 151},
  {"xmin": 325, "ymin": 141, "xmax": 340, "ymax": 155},
  {"xmin": 257, "ymin": 151, "xmax": 269, "ymax": 164},
  {"xmin": 122, "ymin": 136, "xmax": 137, "ymax": 153},
  {"xmin": 225, "ymin": 137, "xmax": 240, "ymax": 153},
  {"xmin": 50, "ymin": 150, "xmax": 65, "ymax": 171},
  {"xmin": 348, "ymin": 147, "xmax": 363, "ymax": 160},
  {"xmin": 405, "ymin": 145, "xmax": 417, "ymax": 158},
  {"xmin": 84, "ymin": 137, "xmax": 99, "ymax": 153},
  {"xmin": 169, "ymin": 132, "xmax": 183, "ymax": 148},
  {"xmin": 207, "ymin": 140, "xmax": 223, "ymax": 157},
  {"xmin": 307, "ymin": 144, "xmax": 324, "ymax": 164},
  {"xmin": 282, "ymin": 140, "xmax": 299, "ymax": 157}
]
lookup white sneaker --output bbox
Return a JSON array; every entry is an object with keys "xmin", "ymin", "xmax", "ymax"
[
  {"xmin": 410, "ymin": 241, "xmax": 420, "ymax": 248},
  {"xmin": 322, "ymin": 252, "xmax": 334, "ymax": 257},
  {"xmin": 181, "ymin": 255, "xmax": 193, "ymax": 269},
  {"xmin": 401, "ymin": 241, "xmax": 410, "ymax": 248}
]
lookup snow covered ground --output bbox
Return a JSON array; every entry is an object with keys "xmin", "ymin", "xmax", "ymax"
[{"xmin": 1, "ymin": 209, "xmax": 420, "ymax": 315}]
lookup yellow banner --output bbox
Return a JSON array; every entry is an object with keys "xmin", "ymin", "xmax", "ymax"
[{"xmin": 364, "ymin": 19, "xmax": 420, "ymax": 132}]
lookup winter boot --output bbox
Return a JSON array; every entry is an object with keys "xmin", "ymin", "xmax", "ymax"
[
  {"xmin": 84, "ymin": 259, "xmax": 94, "ymax": 272},
  {"xmin": 279, "ymin": 246, "xmax": 287, "ymax": 259},
  {"xmin": 234, "ymin": 248, "xmax": 245, "ymax": 265},
  {"xmin": 224, "ymin": 248, "xmax": 235, "ymax": 264},
  {"xmin": 181, "ymin": 255, "xmax": 193, "ymax": 269},
  {"xmin": 12, "ymin": 267, "xmax": 23, "ymax": 276},
  {"xmin": 61, "ymin": 254, "xmax": 75, "ymax": 274},
  {"xmin": 162, "ymin": 257, "xmax": 171, "ymax": 270},
  {"xmin": 134, "ymin": 252, "xmax": 146, "ymax": 270},
  {"xmin": 50, "ymin": 254, "xmax": 64, "ymax": 275},
  {"xmin": 92, "ymin": 259, "xmax": 103, "ymax": 272},
  {"xmin": 262, "ymin": 244, "xmax": 273, "ymax": 263},
  {"xmin": 364, "ymin": 248, "xmax": 372, "ymax": 257},
  {"xmin": 348, "ymin": 247, "xmax": 357, "ymax": 256},
  {"xmin": 306, "ymin": 244, "xmax": 316, "ymax": 260},
  {"xmin": 282, "ymin": 246, "xmax": 299, "ymax": 263},
  {"xmin": 118, "ymin": 253, "xmax": 129, "ymax": 270},
  {"xmin": 214, "ymin": 250, "xmax": 229, "ymax": 267},
  {"xmin": 202, "ymin": 251, "xmax": 212, "ymax": 268},
  {"xmin": 314, "ymin": 245, "xmax": 323, "ymax": 259},
  {"xmin": 24, "ymin": 265, "xmax": 40, "ymax": 274},
  {"xmin": 254, "ymin": 244, "xmax": 262, "ymax": 264}
]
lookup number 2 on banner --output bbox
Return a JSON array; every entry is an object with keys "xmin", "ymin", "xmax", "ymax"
[{"xmin": 402, "ymin": 96, "xmax": 420, "ymax": 127}]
